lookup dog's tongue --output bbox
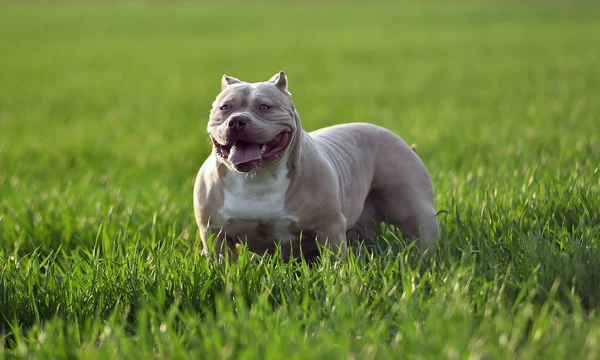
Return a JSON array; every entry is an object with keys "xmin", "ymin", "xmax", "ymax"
[{"xmin": 228, "ymin": 141, "xmax": 262, "ymax": 165}]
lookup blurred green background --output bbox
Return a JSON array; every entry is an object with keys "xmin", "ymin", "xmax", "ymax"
[{"xmin": 1, "ymin": 1, "xmax": 599, "ymax": 253}]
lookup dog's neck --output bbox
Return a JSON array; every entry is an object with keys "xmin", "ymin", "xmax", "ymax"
[{"xmin": 285, "ymin": 105, "xmax": 305, "ymax": 175}]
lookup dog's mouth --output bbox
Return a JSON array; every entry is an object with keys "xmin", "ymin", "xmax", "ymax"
[{"xmin": 211, "ymin": 131, "xmax": 292, "ymax": 172}]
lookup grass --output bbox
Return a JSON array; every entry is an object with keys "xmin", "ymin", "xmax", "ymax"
[{"xmin": 1, "ymin": 1, "xmax": 599, "ymax": 358}]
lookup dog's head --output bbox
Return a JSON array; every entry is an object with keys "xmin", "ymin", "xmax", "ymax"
[{"xmin": 207, "ymin": 71, "xmax": 299, "ymax": 173}]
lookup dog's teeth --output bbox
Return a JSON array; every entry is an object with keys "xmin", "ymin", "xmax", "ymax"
[{"xmin": 261, "ymin": 144, "xmax": 267, "ymax": 153}]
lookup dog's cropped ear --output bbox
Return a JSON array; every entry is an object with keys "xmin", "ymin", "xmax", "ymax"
[
  {"xmin": 268, "ymin": 71, "xmax": 291, "ymax": 96},
  {"xmin": 221, "ymin": 75, "xmax": 241, "ymax": 90}
]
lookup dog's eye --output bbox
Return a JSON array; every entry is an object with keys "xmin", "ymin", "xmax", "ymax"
[
  {"xmin": 259, "ymin": 104, "xmax": 271, "ymax": 111},
  {"xmin": 219, "ymin": 105, "xmax": 229, "ymax": 111}
]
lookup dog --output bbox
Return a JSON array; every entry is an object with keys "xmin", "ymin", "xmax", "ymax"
[{"xmin": 193, "ymin": 71, "xmax": 438, "ymax": 262}]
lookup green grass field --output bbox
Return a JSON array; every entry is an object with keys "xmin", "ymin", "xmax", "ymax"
[{"xmin": 1, "ymin": 1, "xmax": 600, "ymax": 358}]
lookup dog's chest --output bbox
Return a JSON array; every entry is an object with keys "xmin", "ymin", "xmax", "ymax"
[{"xmin": 219, "ymin": 168, "xmax": 300, "ymax": 243}]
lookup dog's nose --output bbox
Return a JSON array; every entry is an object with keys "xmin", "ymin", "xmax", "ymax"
[{"xmin": 228, "ymin": 115, "xmax": 248, "ymax": 131}]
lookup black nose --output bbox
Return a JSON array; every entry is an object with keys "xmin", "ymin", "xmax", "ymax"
[{"xmin": 228, "ymin": 115, "xmax": 248, "ymax": 131}]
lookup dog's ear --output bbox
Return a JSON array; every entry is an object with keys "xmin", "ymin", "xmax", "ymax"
[
  {"xmin": 268, "ymin": 71, "xmax": 291, "ymax": 96},
  {"xmin": 221, "ymin": 75, "xmax": 241, "ymax": 90}
]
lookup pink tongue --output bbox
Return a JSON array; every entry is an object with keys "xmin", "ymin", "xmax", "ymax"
[{"xmin": 228, "ymin": 141, "xmax": 262, "ymax": 165}]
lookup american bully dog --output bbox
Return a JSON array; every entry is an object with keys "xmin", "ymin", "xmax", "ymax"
[{"xmin": 193, "ymin": 71, "xmax": 438, "ymax": 262}]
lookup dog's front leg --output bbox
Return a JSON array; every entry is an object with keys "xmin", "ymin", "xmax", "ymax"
[
  {"xmin": 200, "ymin": 227, "xmax": 238, "ymax": 264},
  {"xmin": 315, "ymin": 218, "xmax": 348, "ymax": 260}
]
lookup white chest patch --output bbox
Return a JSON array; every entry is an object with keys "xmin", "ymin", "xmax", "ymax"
[{"xmin": 219, "ymin": 166, "xmax": 299, "ymax": 243}]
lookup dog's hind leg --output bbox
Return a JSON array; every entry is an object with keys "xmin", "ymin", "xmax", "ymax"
[
  {"xmin": 397, "ymin": 208, "xmax": 438, "ymax": 250},
  {"xmin": 371, "ymin": 179, "xmax": 438, "ymax": 250},
  {"xmin": 346, "ymin": 192, "xmax": 379, "ymax": 243},
  {"xmin": 380, "ymin": 197, "xmax": 438, "ymax": 250}
]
